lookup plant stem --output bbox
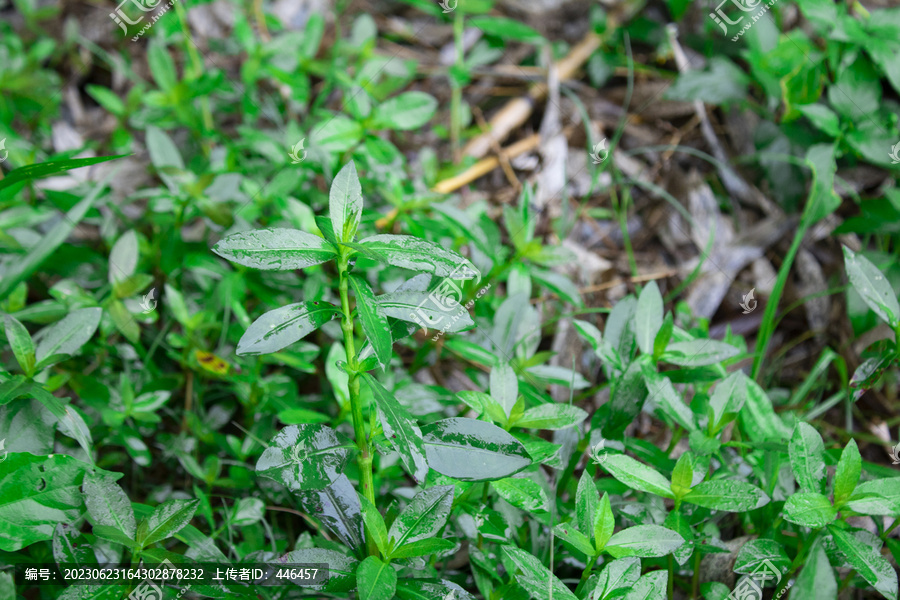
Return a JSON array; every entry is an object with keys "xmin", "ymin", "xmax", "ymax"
[
  {"xmin": 574, "ymin": 552, "xmax": 599, "ymax": 596},
  {"xmin": 337, "ymin": 253, "xmax": 378, "ymax": 557}
]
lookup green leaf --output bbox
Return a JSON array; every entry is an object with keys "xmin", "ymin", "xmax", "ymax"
[
  {"xmin": 670, "ymin": 452, "xmax": 694, "ymax": 499},
  {"xmin": 842, "ymin": 246, "xmax": 900, "ymax": 329},
  {"xmin": 0, "ymin": 453, "xmax": 92, "ymax": 551},
  {"xmin": 791, "ymin": 539, "xmax": 836, "ymax": 600},
  {"xmin": 352, "ymin": 234, "xmax": 479, "ymax": 279},
  {"xmin": 395, "ymin": 580, "xmax": 474, "ymax": 600},
  {"xmin": 147, "ymin": 39, "xmax": 177, "ymax": 91},
  {"xmin": 847, "ymin": 478, "xmax": 900, "ymax": 516},
  {"xmin": 605, "ymin": 525, "xmax": 685, "ymax": 558},
  {"xmin": 212, "ymin": 228, "xmax": 338, "ymax": 270},
  {"xmin": 707, "ymin": 371, "xmax": 747, "ymax": 432},
  {"xmin": 834, "ymin": 439, "xmax": 861, "ymax": 506},
  {"xmin": 108, "ymin": 230, "xmax": 139, "ymax": 286},
  {"xmin": 635, "ymin": 281, "xmax": 663, "ymax": 355},
  {"xmin": 662, "ymin": 340, "xmax": 740, "ymax": 366},
  {"xmin": 33, "ymin": 307, "xmax": 102, "ymax": 366},
  {"xmin": 664, "ymin": 57, "xmax": 748, "ymax": 104},
  {"xmin": 683, "ymin": 480, "xmax": 770, "ymax": 512},
  {"xmin": 553, "ymin": 522, "xmax": 595, "ymax": 556},
  {"xmin": 469, "ymin": 16, "xmax": 544, "ymax": 43},
  {"xmin": 514, "ymin": 403, "xmax": 588, "ymax": 430},
  {"xmin": 827, "ymin": 59, "xmax": 881, "ymax": 121},
  {"xmin": 804, "ymin": 144, "xmax": 841, "ymax": 223},
  {"xmin": 387, "ymin": 485, "xmax": 454, "ymax": 553},
  {"xmin": 282, "ymin": 548, "xmax": 358, "ymax": 592},
  {"xmin": 789, "ymin": 422, "xmax": 827, "ymax": 494},
  {"xmin": 376, "ymin": 290, "xmax": 474, "ymax": 333},
  {"xmin": 575, "ymin": 472, "xmax": 599, "ymax": 541},
  {"xmin": 356, "ymin": 556, "xmax": 397, "ymax": 600},
  {"xmin": 83, "ymin": 472, "xmax": 136, "ymax": 539},
  {"xmin": 350, "ymin": 276, "xmax": 392, "ymax": 370},
  {"xmin": 492, "ymin": 477, "xmax": 549, "ymax": 513},
  {"xmin": 783, "ymin": 492, "xmax": 836, "ymax": 528},
  {"xmin": 330, "ymin": 161, "xmax": 364, "ymax": 243},
  {"xmin": 733, "ymin": 539, "xmax": 790, "ymax": 575},
  {"xmin": 371, "ymin": 91, "xmax": 438, "ymax": 130},
  {"xmin": 594, "ymin": 492, "xmax": 615, "ymax": 551},
  {"xmin": 230, "ymin": 497, "xmax": 265, "ymax": 526},
  {"xmin": 524, "ymin": 365, "xmax": 590, "ymax": 389},
  {"xmin": 20, "ymin": 384, "xmax": 94, "ymax": 460},
  {"xmin": 502, "ymin": 546, "xmax": 578, "ymax": 600},
  {"xmin": 590, "ymin": 557, "xmax": 641, "ymax": 600},
  {"xmin": 311, "ymin": 115, "xmax": 363, "ymax": 153},
  {"xmin": 599, "ymin": 454, "xmax": 674, "ymax": 499},
  {"xmin": 137, "ymin": 498, "xmax": 199, "ymax": 547},
  {"xmin": 4, "ymin": 315, "xmax": 35, "ymax": 376},
  {"xmin": 0, "ymin": 178, "xmax": 107, "ymax": 300},
  {"xmin": 91, "ymin": 524, "xmax": 138, "ymax": 548},
  {"xmin": 490, "ymin": 361, "xmax": 519, "ymax": 418},
  {"xmin": 297, "ymin": 474, "xmax": 365, "ymax": 551},
  {"xmin": 359, "ymin": 495, "xmax": 389, "ymax": 555},
  {"xmin": 420, "ymin": 417, "xmax": 531, "ymax": 481},
  {"xmin": 237, "ymin": 301, "xmax": 340, "ymax": 355},
  {"xmin": 255, "ymin": 424, "xmax": 355, "ymax": 491},
  {"xmin": 362, "ymin": 374, "xmax": 429, "ymax": 482},
  {"xmin": 797, "ymin": 104, "xmax": 841, "ymax": 137},
  {"xmin": 0, "ymin": 154, "xmax": 125, "ymax": 193},
  {"xmin": 146, "ymin": 125, "xmax": 184, "ymax": 172},
  {"xmin": 645, "ymin": 371, "xmax": 695, "ymax": 431},
  {"xmin": 828, "ymin": 525, "xmax": 898, "ymax": 600},
  {"xmin": 106, "ymin": 299, "xmax": 139, "ymax": 344},
  {"xmin": 85, "ymin": 85, "xmax": 125, "ymax": 116},
  {"xmin": 53, "ymin": 523, "xmax": 95, "ymax": 565},
  {"xmin": 622, "ymin": 570, "xmax": 668, "ymax": 600},
  {"xmin": 389, "ymin": 537, "xmax": 455, "ymax": 559}
]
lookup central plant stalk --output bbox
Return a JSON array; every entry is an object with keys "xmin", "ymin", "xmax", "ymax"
[{"xmin": 337, "ymin": 251, "xmax": 378, "ymax": 556}]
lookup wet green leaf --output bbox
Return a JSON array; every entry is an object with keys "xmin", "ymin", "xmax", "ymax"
[
  {"xmin": 351, "ymin": 234, "xmax": 479, "ymax": 279},
  {"xmin": 605, "ymin": 525, "xmax": 684, "ymax": 558},
  {"xmin": 362, "ymin": 374, "xmax": 428, "ymax": 482},
  {"xmin": 330, "ymin": 161, "xmax": 363, "ymax": 243},
  {"xmin": 376, "ymin": 291, "xmax": 474, "ymax": 333},
  {"xmin": 553, "ymin": 522, "xmax": 594, "ymax": 556},
  {"xmin": 599, "ymin": 454, "xmax": 674, "ymax": 499},
  {"xmin": 662, "ymin": 340, "xmax": 740, "ymax": 366},
  {"xmin": 389, "ymin": 537, "xmax": 455, "ymax": 559},
  {"xmin": 733, "ymin": 539, "xmax": 790, "ymax": 575},
  {"xmin": 514, "ymin": 403, "xmax": 588, "ymax": 430},
  {"xmin": 359, "ymin": 495, "xmax": 388, "ymax": 555},
  {"xmin": 255, "ymin": 424, "xmax": 355, "ymax": 491},
  {"xmin": 297, "ymin": 474, "xmax": 365, "ymax": 551},
  {"xmin": 350, "ymin": 276, "xmax": 392, "ymax": 370},
  {"xmin": 420, "ymin": 418, "xmax": 531, "ymax": 481},
  {"xmin": 791, "ymin": 539, "xmax": 836, "ymax": 600},
  {"xmin": 387, "ymin": 485, "xmax": 454, "ymax": 553},
  {"xmin": 281, "ymin": 548, "xmax": 358, "ymax": 592},
  {"xmin": 83, "ymin": 471, "xmax": 136, "ymax": 539},
  {"xmin": 237, "ymin": 302, "xmax": 340, "ymax": 355},
  {"xmin": 784, "ymin": 492, "xmax": 836, "ymax": 528},
  {"xmin": 575, "ymin": 471, "xmax": 598, "ymax": 540},
  {"xmin": 502, "ymin": 546, "xmax": 578, "ymax": 600},
  {"xmin": 34, "ymin": 307, "xmax": 102, "ymax": 366},
  {"xmin": 828, "ymin": 525, "xmax": 898, "ymax": 600},
  {"xmin": 212, "ymin": 228, "xmax": 337, "ymax": 270},
  {"xmin": 622, "ymin": 570, "xmax": 668, "ymax": 599},
  {"xmin": 395, "ymin": 579, "xmax": 475, "ymax": 600},
  {"xmin": 590, "ymin": 557, "xmax": 641, "ymax": 600},
  {"xmin": 137, "ymin": 498, "xmax": 199, "ymax": 547},
  {"xmin": 356, "ymin": 555, "xmax": 397, "ymax": 600},
  {"xmin": 4, "ymin": 315, "xmax": 35, "ymax": 375},
  {"xmin": 492, "ymin": 477, "xmax": 548, "ymax": 513},
  {"xmin": 843, "ymin": 246, "xmax": 899, "ymax": 328},
  {"xmin": 683, "ymin": 480, "xmax": 770, "ymax": 512},
  {"xmin": 789, "ymin": 422, "xmax": 827, "ymax": 494},
  {"xmin": 490, "ymin": 361, "xmax": 518, "ymax": 418},
  {"xmin": 371, "ymin": 91, "xmax": 438, "ymax": 130}
]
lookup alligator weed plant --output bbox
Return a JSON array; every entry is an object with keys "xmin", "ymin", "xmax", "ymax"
[{"xmin": 213, "ymin": 161, "xmax": 531, "ymax": 597}]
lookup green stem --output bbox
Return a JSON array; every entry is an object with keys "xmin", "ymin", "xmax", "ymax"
[
  {"xmin": 337, "ymin": 252, "xmax": 378, "ymax": 557},
  {"xmin": 574, "ymin": 552, "xmax": 599, "ymax": 596},
  {"xmin": 751, "ymin": 220, "xmax": 809, "ymax": 381}
]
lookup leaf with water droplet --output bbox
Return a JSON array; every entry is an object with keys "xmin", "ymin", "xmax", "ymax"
[
  {"xmin": 361, "ymin": 374, "xmax": 428, "ymax": 482},
  {"xmin": 419, "ymin": 417, "xmax": 531, "ymax": 481},
  {"xmin": 376, "ymin": 291, "xmax": 474, "ymax": 333},
  {"xmin": 256, "ymin": 424, "xmax": 355, "ymax": 491},
  {"xmin": 843, "ymin": 245, "xmax": 900, "ymax": 329},
  {"xmin": 349, "ymin": 276, "xmax": 392, "ymax": 371},
  {"xmin": 237, "ymin": 301, "xmax": 340, "ymax": 355},
  {"xmin": 347, "ymin": 234, "xmax": 479, "ymax": 279},
  {"xmin": 329, "ymin": 161, "xmax": 363, "ymax": 244},
  {"xmin": 213, "ymin": 228, "xmax": 337, "ymax": 271}
]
